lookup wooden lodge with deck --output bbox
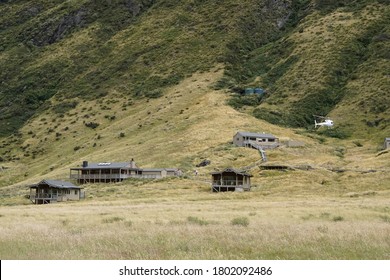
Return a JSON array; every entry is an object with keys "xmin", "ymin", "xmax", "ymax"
[
  {"xmin": 29, "ymin": 180, "xmax": 83, "ymax": 204},
  {"xmin": 211, "ymin": 168, "xmax": 252, "ymax": 192},
  {"xmin": 70, "ymin": 159, "xmax": 182, "ymax": 184},
  {"xmin": 233, "ymin": 131, "xmax": 279, "ymax": 149}
]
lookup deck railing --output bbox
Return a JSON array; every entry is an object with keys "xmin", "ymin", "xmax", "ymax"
[
  {"xmin": 70, "ymin": 174, "xmax": 162, "ymax": 181},
  {"xmin": 30, "ymin": 193, "xmax": 60, "ymax": 200},
  {"xmin": 30, "ymin": 192, "xmax": 85, "ymax": 202},
  {"xmin": 212, "ymin": 180, "xmax": 246, "ymax": 186}
]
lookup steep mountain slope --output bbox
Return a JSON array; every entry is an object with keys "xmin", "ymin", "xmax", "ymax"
[
  {"xmin": 225, "ymin": 1, "xmax": 390, "ymax": 138},
  {"xmin": 0, "ymin": 0, "xmax": 389, "ymax": 189},
  {"xmin": 1, "ymin": 67, "xmax": 389, "ymax": 195},
  {"xmin": 0, "ymin": 0, "xmax": 291, "ymax": 136},
  {"xmin": 0, "ymin": 68, "xmax": 308, "ymax": 186}
]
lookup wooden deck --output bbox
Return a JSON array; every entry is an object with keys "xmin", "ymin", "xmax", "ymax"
[
  {"xmin": 70, "ymin": 173, "xmax": 163, "ymax": 183},
  {"xmin": 29, "ymin": 193, "xmax": 60, "ymax": 204}
]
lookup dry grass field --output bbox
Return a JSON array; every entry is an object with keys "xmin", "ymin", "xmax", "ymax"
[{"xmin": 1, "ymin": 178, "xmax": 389, "ymax": 259}]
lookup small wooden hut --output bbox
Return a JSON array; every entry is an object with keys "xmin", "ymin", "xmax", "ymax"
[
  {"xmin": 211, "ymin": 168, "xmax": 252, "ymax": 192},
  {"xmin": 29, "ymin": 180, "xmax": 83, "ymax": 204}
]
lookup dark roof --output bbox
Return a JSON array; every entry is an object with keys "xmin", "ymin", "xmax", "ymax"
[
  {"xmin": 30, "ymin": 180, "xmax": 81, "ymax": 189},
  {"xmin": 235, "ymin": 131, "xmax": 276, "ymax": 139},
  {"xmin": 70, "ymin": 161, "xmax": 181, "ymax": 174},
  {"xmin": 211, "ymin": 168, "xmax": 252, "ymax": 177},
  {"xmin": 71, "ymin": 162, "xmax": 135, "ymax": 170}
]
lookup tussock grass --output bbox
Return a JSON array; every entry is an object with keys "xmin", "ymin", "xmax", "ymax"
[
  {"xmin": 1, "ymin": 193, "xmax": 390, "ymax": 259},
  {"xmin": 187, "ymin": 216, "xmax": 209, "ymax": 226},
  {"xmin": 231, "ymin": 217, "xmax": 249, "ymax": 227},
  {"xmin": 379, "ymin": 215, "xmax": 390, "ymax": 223},
  {"xmin": 102, "ymin": 216, "xmax": 124, "ymax": 224},
  {"xmin": 332, "ymin": 216, "xmax": 344, "ymax": 222}
]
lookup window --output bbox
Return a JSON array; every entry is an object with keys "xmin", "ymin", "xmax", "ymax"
[{"xmin": 75, "ymin": 190, "xmax": 78, "ymax": 195}]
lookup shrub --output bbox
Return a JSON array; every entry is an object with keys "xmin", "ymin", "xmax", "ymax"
[
  {"xmin": 253, "ymin": 108, "xmax": 286, "ymax": 125},
  {"xmin": 53, "ymin": 101, "xmax": 78, "ymax": 114},
  {"xmin": 379, "ymin": 215, "xmax": 390, "ymax": 223},
  {"xmin": 228, "ymin": 95, "xmax": 263, "ymax": 110},
  {"xmin": 187, "ymin": 216, "xmax": 209, "ymax": 226},
  {"xmin": 333, "ymin": 216, "xmax": 344, "ymax": 222},
  {"xmin": 85, "ymin": 122, "xmax": 99, "ymax": 129},
  {"xmin": 231, "ymin": 217, "xmax": 249, "ymax": 227},
  {"xmin": 102, "ymin": 216, "xmax": 124, "ymax": 223},
  {"xmin": 318, "ymin": 128, "xmax": 351, "ymax": 139},
  {"xmin": 353, "ymin": 141, "xmax": 363, "ymax": 147},
  {"xmin": 145, "ymin": 90, "xmax": 163, "ymax": 99}
]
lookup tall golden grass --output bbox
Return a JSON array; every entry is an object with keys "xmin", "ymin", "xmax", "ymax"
[{"xmin": 1, "ymin": 177, "xmax": 389, "ymax": 259}]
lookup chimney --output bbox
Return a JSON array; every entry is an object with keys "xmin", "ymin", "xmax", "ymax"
[
  {"xmin": 130, "ymin": 158, "xmax": 136, "ymax": 168},
  {"xmin": 82, "ymin": 161, "xmax": 88, "ymax": 168}
]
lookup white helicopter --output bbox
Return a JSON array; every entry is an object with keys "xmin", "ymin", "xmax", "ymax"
[{"xmin": 314, "ymin": 115, "xmax": 334, "ymax": 128}]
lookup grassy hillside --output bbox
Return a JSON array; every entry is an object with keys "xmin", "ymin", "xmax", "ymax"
[
  {"xmin": 1, "ymin": 1, "xmax": 388, "ymax": 140},
  {"xmin": 222, "ymin": 0, "xmax": 390, "ymax": 138},
  {"xmin": 0, "ymin": 53, "xmax": 389, "ymax": 261},
  {"xmin": 0, "ymin": 0, "xmax": 389, "ymax": 259},
  {"xmin": 0, "ymin": 0, "xmax": 290, "ymax": 136},
  {"xmin": 1, "ymin": 68, "xmax": 389, "ymax": 199},
  {"xmin": 2, "ymin": 0, "xmax": 387, "ymax": 136}
]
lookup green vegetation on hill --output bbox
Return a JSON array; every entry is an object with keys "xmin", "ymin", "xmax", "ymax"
[
  {"xmin": 0, "ymin": 1, "xmax": 390, "ymax": 260},
  {"xmin": 0, "ymin": 0, "xmax": 237, "ymax": 135},
  {"xmin": 1, "ymin": 0, "xmax": 388, "ymax": 139},
  {"xmin": 222, "ymin": 0, "xmax": 389, "ymax": 134},
  {"xmin": 0, "ymin": 0, "xmax": 389, "ymax": 180}
]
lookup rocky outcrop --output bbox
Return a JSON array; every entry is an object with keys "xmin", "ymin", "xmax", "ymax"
[
  {"xmin": 262, "ymin": 0, "xmax": 292, "ymax": 29},
  {"xmin": 29, "ymin": 8, "xmax": 88, "ymax": 46},
  {"xmin": 20, "ymin": 0, "xmax": 157, "ymax": 47}
]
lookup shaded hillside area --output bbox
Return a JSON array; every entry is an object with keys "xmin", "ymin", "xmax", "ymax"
[
  {"xmin": 0, "ymin": 0, "xmax": 292, "ymax": 136},
  {"xmin": 224, "ymin": 0, "xmax": 390, "ymax": 139},
  {"xmin": 1, "ymin": 1, "xmax": 389, "ymax": 139},
  {"xmin": 0, "ymin": 0, "xmax": 389, "ymax": 167}
]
